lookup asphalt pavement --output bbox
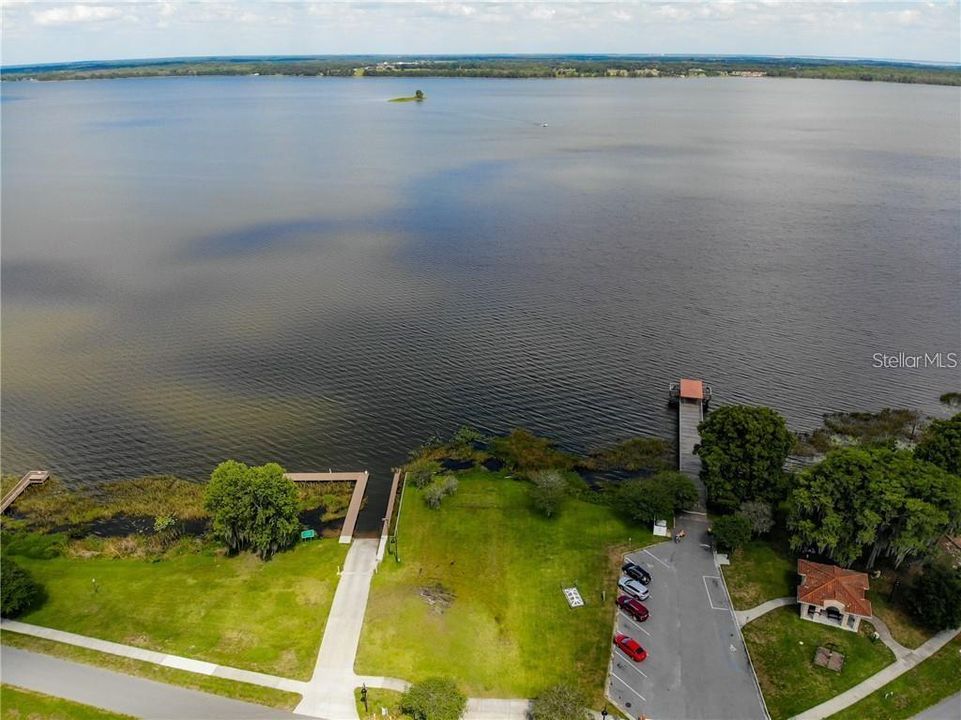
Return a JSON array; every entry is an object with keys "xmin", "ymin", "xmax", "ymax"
[
  {"xmin": 0, "ymin": 646, "xmax": 300, "ymax": 719},
  {"xmin": 606, "ymin": 512, "xmax": 768, "ymax": 720}
]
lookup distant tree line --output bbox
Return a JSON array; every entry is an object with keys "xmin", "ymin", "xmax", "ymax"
[{"xmin": 5, "ymin": 56, "xmax": 959, "ymax": 86}]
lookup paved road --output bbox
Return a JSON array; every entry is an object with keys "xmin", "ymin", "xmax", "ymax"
[
  {"xmin": 912, "ymin": 693, "xmax": 961, "ymax": 720},
  {"xmin": 0, "ymin": 646, "xmax": 299, "ymax": 719},
  {"xmin": 606, "ymin": 513, "xmax": 767, "ymax": 720}
]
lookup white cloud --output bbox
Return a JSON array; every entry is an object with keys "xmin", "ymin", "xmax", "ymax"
[
  {"xmin": 32, "ymin": 3, "xmax": 123, "ymax": 26},
  {"xmin": 2, "ymin": 0, "xmax": 959, "ymax": 65}
]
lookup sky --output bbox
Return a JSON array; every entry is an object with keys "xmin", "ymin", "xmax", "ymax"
[{"xmin": 2, "ymin": 1, "xmax": 959, "ymax": 67}]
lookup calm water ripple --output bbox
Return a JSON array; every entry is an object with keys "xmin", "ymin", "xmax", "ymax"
[{"xmin": 2, "ymin": 77, "xmax": 959, "ymax": 529}]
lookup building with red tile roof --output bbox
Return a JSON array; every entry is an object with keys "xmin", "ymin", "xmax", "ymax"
[{"xmin": 797, "ymin": 559, "xmax": 872, "ymax": 632}]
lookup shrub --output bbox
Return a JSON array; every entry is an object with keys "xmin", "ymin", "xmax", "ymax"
[
  {"xmin": 488, "ymin": 428, "xmax": 575, "ymax": 474},
  {"xmin": 408, "ymin": 459, "xmax": 442, "ymax": 489},
  {"xmin": 712, "ymin": 514, "xmax": 752, "ymax": 551},
  {"xmin": 615, "ymin": 471, "xmax": 699, "ymax": 524},
  {"xmin": 529, "ymin": 683, "xmax": 590, "ymax": 720},
  {"xmin": 1, "ymin": 559, "xmax": 44, "ymax": 617},
  {"xmin": 423, "ymin": 484, "xmax": 446, "ymax": 509},
  {"xmin": 153, "ymin": 514, "xmax": 176, "ymax": 532},
  {"xmin": 400, "ymin": 677, "xmax": 466, "ymax": 720},
  {"xmin": 529, "ymin": 470, "xmax": 568, "ymax": 518},
  {"xmin": 439, "ymin": 476, "xmax": 459, "ymax": 497},
  {"xmin": 588, "ymin": 437, "xmax": 672, "ymax": 472},
  {"xmin": 909, "ymin": 562, "xmax": 961, "ymax": 631},
  {"xmin": 737, "ymin": 501, "xmax": 774, "ymax": 536}
]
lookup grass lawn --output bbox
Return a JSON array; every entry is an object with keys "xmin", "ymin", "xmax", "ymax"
[
  {"xmin": 722, "ymin": 534, "xmax": 796, "ymax": 611},
  {"xmin": 5, "ymin": 538, "xmax": 347, "ymax": 680},
  {"xmin": 1, "ymin": 685, "xmax": 133, "ymax": 720},
  {"xmin": 355, "ymin": 688, "xmax": 406, "ymax": 720},
  {"xmin": 866, "ymin": 573, "xmax": 932, "ymax": 650},
  {"xmin": 355, "ymin": 471, "xmax": 654, "ymax": 702},
  {"xmin": 743, "ymin": 606, "xmax": 896, "ymax": 720},
  {"xmin": 827, "ymin": 633, "xmax": 961, "ymax": 720},
  {"xmin": 0, "ymin": 632, "xmax": 301, "ymax": 709}
]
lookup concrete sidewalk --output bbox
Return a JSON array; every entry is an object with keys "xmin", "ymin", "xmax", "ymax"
[
  {"xmin": 790, "ymin": 628, "xmax": 960, "ymax": 720},
  {"xmin": 1, "ymin": 646, "xmax": 301, "ymax": 719},
  {"xmin": 735, "ymin": 597, "xmax": 794, "ymax": 627},
  {"xmin": 295, "ymin": 538, "xmax": 381, "ymax": 720}
]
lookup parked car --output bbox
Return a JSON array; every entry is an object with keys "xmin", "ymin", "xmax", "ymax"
[
  {"xmin": 613, "ymin": 633, "xmax": 648, "ymax": 662},
  {"xmin": 616, "ymin": 594, "xmax": 650, "ymax": 622},
  {"xmin": 622, "ymin": 561, "xmax": 652, "ymax": 586},
  {"xmin": 617, "ymin": 575, "xmax": 649, "ymax": 601}
]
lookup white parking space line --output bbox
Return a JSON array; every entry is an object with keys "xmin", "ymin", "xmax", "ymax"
[
  {"xmin": 619, "ymin": 613, "xmax": 651, "ymax": 636},
  {"xmin": 702, "ymin": 575, "xmax": 729, "ymax": 611},
  {"xmin": 613, "ymin": 651, "xmax": 648, "ymax": 678},
  {"xmin": 643, "ymin": 549, "xmax": 672, "ymax": 569},
  {"xmin": 610, "ymin": 672, "xmax": 647, "ymax": 703}
]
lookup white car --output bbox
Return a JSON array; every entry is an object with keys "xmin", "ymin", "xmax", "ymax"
[{"xmin": 618, "ymin": 575, "xmax": 650, "ymax": 601}]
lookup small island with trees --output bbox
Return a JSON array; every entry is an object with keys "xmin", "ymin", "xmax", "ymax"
[{"xmin": 389, "ymin": 89, "xmax": 425, "ymax": 103}]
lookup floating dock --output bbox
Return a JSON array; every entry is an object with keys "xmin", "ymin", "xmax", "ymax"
[
  {"xmin": 1, "ymin": 470, "xmax": 50, "ymax": 514},
  {"xmin": 285, "ymin": 471, "xmax": 368, "ymax": 544}
]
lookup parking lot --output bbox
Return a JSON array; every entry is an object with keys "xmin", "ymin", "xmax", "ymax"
[{"xmin": 606, "ymin": 512, "xmax": 767, "ymax": 720}]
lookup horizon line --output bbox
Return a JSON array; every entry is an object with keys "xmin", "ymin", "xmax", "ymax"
[{"xmin": 4, "ymin": 52, "xmax": 960, "ymax": 72}]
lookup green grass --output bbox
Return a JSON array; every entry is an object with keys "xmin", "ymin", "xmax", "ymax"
[
  {"xmin": 356, "ymin": 471, "xmax": 654, "ymax": 702},
  {"xmin": 1, "ymin": 684, "xmax": 133, "ymax": 720},
  {"xmin": 0, "ymin": 632, "xmax": 301, "ymax": 709},
  {"xmin": 1, "ymin": 474, "xmax": 22, "ymax": 498},
  {"xmin": 388, "ymin": 96, "xmax": 424, "ymax": 102},
  {"xmin": 722, "ymin": 535, "xmax": 797, "ymax": 610},
  {"xmin": 5, "ymin": 539, "xmax": 348, "ymax": 680},
  {"xmin": 355, "ymin": 687, "xmax": 406, "ymax": 720},
  {"xmin": 866, "ymin": 573, "xmax": 932, "ymax": 650},
  {"xmin": 743, "ymin": 607, "xmax": 896, "ymax": 720},
  {"xmin": 827, "ymin": 633, "xmax": 961, "ymax": 720}
]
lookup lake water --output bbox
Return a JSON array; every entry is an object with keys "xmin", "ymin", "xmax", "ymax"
[{"xmin": 2, "ymin": 77, "xmax": 959, "ymax": 529}]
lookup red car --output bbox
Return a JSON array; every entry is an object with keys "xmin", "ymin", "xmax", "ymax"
[
  {"xmin": 613, "ymin": 633, "xmax": 648, "ymax": 662},
  {"xmin": 616, "ymin": 594, "xmax": 650, "ymax": 622}
]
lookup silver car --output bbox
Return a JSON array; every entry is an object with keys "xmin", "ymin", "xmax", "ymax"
[{"xmin": 618, "ymin": 574, "xmax": 650, "ymax": 601}]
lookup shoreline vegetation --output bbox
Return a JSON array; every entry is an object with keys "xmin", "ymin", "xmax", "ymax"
[
  {"xmin": 2, "ymin": 55, "xmax": 959, "ymax": 86},
  {"xmin": 389, "ymin": 90, "xmax": 425, "ymax": 102}
]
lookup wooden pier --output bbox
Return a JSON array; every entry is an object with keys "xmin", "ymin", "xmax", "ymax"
[
  {"xmin": 285, "ymin": 471, "xmax": 368, "ymax": 544},
  {"xmin": 1, "ymin": 470, "xmax": 50, "ymax": 513},
  {"xmin": 670, "ymin": 379, "xmax": 711, "ymax": 509}
]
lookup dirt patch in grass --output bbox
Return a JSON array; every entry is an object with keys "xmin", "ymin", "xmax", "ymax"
[{"xmin": 419, "ymin": 584, "xmax": 456, "ymax": 613}]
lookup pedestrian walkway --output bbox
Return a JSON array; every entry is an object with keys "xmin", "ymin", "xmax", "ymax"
[
  {"xmin": 869, "ymin": 614, "xmax": 913, "ymax": 661},
  {"xmin": 1, "ymin": 646, "xmax": 300, "ymax": 719},
  {"xmin": 735, "ymin": 596, "xmax": 794, "ymax": 627},
  {"xmin": 790, "ymin": 628, "xmax": 960, "ymax": 720},
  {"xmin": 295, "ymin": 538, "xmax": 382, "ymax": 719},
  {"xmin": 0, "ymin": 619, "xmax": 306, "ymax": 693}
]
